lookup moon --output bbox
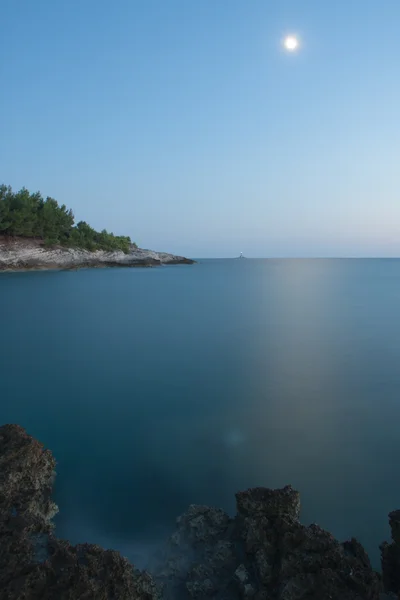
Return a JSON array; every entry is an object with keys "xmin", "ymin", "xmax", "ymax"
[{"xmin": 283, "ymin": 35, "xmax": 299, "ymax": 52}]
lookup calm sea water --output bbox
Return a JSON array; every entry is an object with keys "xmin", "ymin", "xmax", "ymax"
[{"xmin": 1, "ymin": 259, "xmax": 400, "ymax": 568}]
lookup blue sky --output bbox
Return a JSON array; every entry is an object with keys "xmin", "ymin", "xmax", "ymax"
[{"xmin": 2, "ymin": 0, "xmax": 400, "ymax": 257}]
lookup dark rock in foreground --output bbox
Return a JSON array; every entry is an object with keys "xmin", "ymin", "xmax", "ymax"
[
  {"xmin": 157, "ymin": 490, "xmax": 381, "ymax": 600},
  {"xmin": 0, "ymin": 425, "xmax": 159, "ymax": 600},
  {"xmin": 381, "ymin": 510, "xmax": 400, "ymax": 596},
  {"xmin": 0, "ymin": 424, "xmax": 398, "ymax": 599}
]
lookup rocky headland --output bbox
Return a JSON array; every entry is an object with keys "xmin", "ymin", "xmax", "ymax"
[
  {"xmin": 0, "ymin": 424, "xmax": 399, "ymax": 600},
  {"xmin": 0, "ymin": 237, "xmax": 194, "ymax": 272}
]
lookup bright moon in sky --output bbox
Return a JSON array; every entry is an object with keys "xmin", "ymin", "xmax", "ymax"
[{"xmin": 283, "ymin": 35, "xmax": 299, "ymax": 52}]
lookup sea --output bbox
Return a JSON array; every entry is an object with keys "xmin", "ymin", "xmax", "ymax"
[{"xmin": 1, "ymin": 258, "xmax": 400, "ymax": 569}]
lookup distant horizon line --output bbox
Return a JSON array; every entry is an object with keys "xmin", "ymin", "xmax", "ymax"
[{"xmin": 192, "ymin": 256, "xmax": 400, "ymax": 260}]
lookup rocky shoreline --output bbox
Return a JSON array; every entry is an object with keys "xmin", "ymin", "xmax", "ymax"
[
  {"xmin": 0, "ymin": 237, "xmax": 194, "ymax": 272},
  {"xmin": 0, "ymin": 424, "xmax": 399, "ymax": 600}
]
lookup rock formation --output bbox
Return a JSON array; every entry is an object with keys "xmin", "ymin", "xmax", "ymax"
[
  {"xmin": 381, "ymin": 510, "xmax": 400, "ymax": 596},
  {"xmin": 0, "ymin": 237, "xmax": 194, "ymax": 271},
  {"xmin": 156, "ymin": 488, "xmax": 382, "ymax": 599},
  {"xmin": 0, "ymin": 425, "xmax": 159, "ymax": 600},
  {"xmin": 0, "ymin": 424, "xmax": 398, "ymax": 599}
]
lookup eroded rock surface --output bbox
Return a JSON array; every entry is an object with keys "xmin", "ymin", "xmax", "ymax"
[
  {"xmin": 0, "ymin": 424, "xmax": 398, "ymax": 599},
  {"xmin": 381, "ymin": 510, "xmax": 400, "ymax": 596},
  {"xmin": 0, "ymin": 425, "xmax": 160, "ymax": 600},
  {"xmin": 0, "ymin": 237, "xmax": 194, "ymax": 271},
  {"xmin": 157, "ymin": 486, "xmax": 383, "ymax": 599}
]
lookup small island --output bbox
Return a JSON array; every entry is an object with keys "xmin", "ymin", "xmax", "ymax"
[{"xmin": 0, "ymin": 184, "xmax": 194, "ymax": 271}]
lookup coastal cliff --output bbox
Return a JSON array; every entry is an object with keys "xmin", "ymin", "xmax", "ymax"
[
  {"xmin": 0, "ymin": 424, "xmax": 398, "ymax": 600},
  {"xmin": 0, "ymin": 237, "xmax": 194, "ymax": 272}
]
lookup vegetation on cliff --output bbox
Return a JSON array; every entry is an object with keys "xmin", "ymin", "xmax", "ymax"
[{"xmin": 0, "ymin": 184, "xmax": 134, "ymax": 253}]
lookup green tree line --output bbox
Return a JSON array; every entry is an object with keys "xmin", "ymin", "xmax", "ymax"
[{"xmin": 0, "ymin": 184, "xmax": 134, "ymax": 253}]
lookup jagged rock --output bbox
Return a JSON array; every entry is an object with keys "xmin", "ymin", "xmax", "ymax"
[
  {"xmin": 157, "ymin": 504, "xmax": 240, "ymax": 599},
  {"xmin": 234, "ymin": 564, "xmax": 256, "ymax": 598},
  {"xmin": 236, "ymin": 489, "xmax": 381, "ymax": 600},
  {"xmin": 175, "ymin": 505, "xmax": 231, "ymax": 545},
  {"xmin": 1, "ymin": 424, "xmax": 397, "ymax": 600},
  {"xmin": 0, "ymin": 424, "xmax": 160, "ymax": 600},
  {"xmin": 381, "ymin": 510, "xmax": 400, "ymax": 596},
  {"xmin": 388, "ymin": 511, "xmax": 400, "ymax": 546},
  {"xmin": 236, "ymin": 485, "xmax": 301, "ymax": 520},
  {"xmin": 157, "ymin": 487, "xmax": 383, "ymax": 599}
]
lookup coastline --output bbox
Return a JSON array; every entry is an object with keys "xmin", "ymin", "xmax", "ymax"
[{"xmin": 0, "ymin": 236, "xmax": 194, "ymax": 272}]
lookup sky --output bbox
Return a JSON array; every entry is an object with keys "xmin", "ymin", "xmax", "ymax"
[{"xmin": 2, "ymin": 0, "xmax": 400, "ymax": 258}]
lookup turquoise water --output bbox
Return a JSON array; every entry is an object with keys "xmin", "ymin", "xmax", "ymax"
[{"xmin": 1, "ymin": 259, "xmax": 400, "ymax": 567}]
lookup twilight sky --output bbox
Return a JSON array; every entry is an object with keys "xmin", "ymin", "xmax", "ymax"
[{"xmin": 2, "ymin": 0, "xmax": 400, "ymax": 257}]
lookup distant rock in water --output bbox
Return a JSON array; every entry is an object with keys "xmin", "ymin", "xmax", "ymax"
[
  {"xmin": 0, "ymin": 424, "xmax": 399, "ymax": 599},
  {"xmin": 0, "ymin": 236, "xmax": 194, "ymax": 272}
]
